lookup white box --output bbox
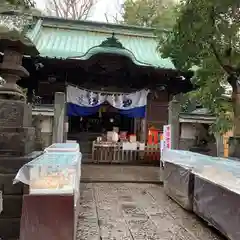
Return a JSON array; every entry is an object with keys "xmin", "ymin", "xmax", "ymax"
[
  {"xmin": 122, "ymin": 142, "xmax": 137, "ymax": 151},
  {"xmin": 129, "ymin": 135, "xmax": 137, "ymax": 142},
  {"xmin": 138, "ymin": 142, "xmax": 145, "ymax": 151}
]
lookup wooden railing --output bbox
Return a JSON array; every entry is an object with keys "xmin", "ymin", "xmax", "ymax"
[{"xmin": 92, "ymin": 141, "xmax": 160, "ymax": 164}]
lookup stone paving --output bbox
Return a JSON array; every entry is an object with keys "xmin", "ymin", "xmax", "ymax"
[
  {"xmin": 76, "ymin": 182, "xmax": 225, "ymax": 240},
  {"xmin": 81, "ymin": 165, "xmax": 160, "ymax": 183}
]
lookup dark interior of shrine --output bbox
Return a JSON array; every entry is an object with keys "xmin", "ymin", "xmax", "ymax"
[{"xmin": 69, "ymin": 104, "xmax": 134, "ymax": 134}]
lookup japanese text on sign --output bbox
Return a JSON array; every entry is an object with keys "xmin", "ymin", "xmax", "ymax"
[{"xmin": 163, "ymin": 125, "xmax": 172, "ymax": 149}]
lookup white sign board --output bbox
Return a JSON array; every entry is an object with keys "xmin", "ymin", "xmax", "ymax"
[
  {"xmin": 163, "ymin": 124, "xmax": 172, "ymax": 150},
  {"xmin": 160, "ymin": 138, "xmax": 164, "ymax": 155}
]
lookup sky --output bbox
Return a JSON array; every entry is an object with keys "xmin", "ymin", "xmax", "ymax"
[{"xmin": 35, "ymin": 0, "xmax": 124, "ymax": 22}]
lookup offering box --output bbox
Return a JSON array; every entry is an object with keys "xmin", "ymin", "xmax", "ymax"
[
  {"xmin": 15, "ymin": 152, "xmax": 81, "ymax": 196},
  {"xmin": 18, "ymin": 148, "xmax": 82, "ymax": 240}
]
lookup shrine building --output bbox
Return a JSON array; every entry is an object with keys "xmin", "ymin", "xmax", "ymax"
[{"xmin": 19, "ymin": 16, "xmax": 194, "ymax": 154}]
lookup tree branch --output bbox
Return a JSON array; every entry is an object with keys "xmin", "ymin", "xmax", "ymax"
[
  {"xmin": 209, "ymin": 7, "xmax": 233, "ymax": 76},
  {"xmin": 45, "ymin": 0, "xmax": 97, "ymax": 20},
  {"xmin": 210, "ymin": 42, "xmax": 232, "ymax": 75}
]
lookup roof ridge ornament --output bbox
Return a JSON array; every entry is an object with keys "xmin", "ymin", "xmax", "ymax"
[{"xmin": 99, "ymin": 32, "xmax": 124, "ymax": 49}]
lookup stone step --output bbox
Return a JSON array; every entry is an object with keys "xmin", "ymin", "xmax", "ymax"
[
  {"xmin": 68, "ymin": 133, "xmax": 100, "ymax": 141},
  {"xmin": 79, "ymin": 142, "xmax": 92, "ymax": 148},
  {"xmin": 81, "ymin": 153, "xmax": 93, "ymax": 163},
  {"xmin": 79, "ymin": 142, "xmax": 92, "ymax": 145}
]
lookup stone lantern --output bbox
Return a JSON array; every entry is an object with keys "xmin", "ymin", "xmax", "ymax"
[
  {"xmin": 0, "ymin": 22, "xmax": 38, "ymax": 100},
  {"xmin": 0, "ymin": 14, "xmax": 39, "ymax": 154},
  {"xmin": 0, "ymin": 14, "xmax": 40, "ymax": 239}
]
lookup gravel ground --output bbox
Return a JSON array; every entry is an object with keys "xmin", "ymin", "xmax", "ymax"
[{"xmin": 76, "ymin": 182, "xmax": 225, "ymax": 240}]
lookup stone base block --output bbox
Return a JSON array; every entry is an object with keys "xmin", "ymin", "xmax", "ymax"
[
  {"xmin": 229, "ymin": 137, "xmax": 240, "ymax": 159},
  {"xmin": 179, "ymin": 138, "xmax": 194, "ymax": 150},
  {"xmin": 0, "ymin": 127, "xmax": 35, "ymax": 156},
  {"xmin": 0, "ymin": 152, "xmax": 42, "ymax": 239},
  {"xmin": 42, "ymin": 132, "xmax": 53, "ymax": 148},
  {"xmin": 0, "ymin": 152, "xmax": 42, "ymax": 174},
  {"xmin": 1, "ymin": 195, "xmax": 23, "ymax": 218},
  {"xmin": 0, "ymin": 174, "xmax": 23, "ymax": 194},
  {"xmin": 0, "ymin": 100, "xmax": 32, "ymax": 128},
  {"xmin": 0, "ymin": 218, "xmax": 20, "ymax": 239}
]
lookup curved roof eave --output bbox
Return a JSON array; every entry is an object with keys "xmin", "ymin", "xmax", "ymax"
[{"xmin": 68, "ymin": 46, "xmax": 156, "ymax": 67}]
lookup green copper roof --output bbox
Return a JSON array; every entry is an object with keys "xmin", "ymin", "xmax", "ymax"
[{"xmin": 27, "ymin": 16, "xmax": 175, "ymax": 69}]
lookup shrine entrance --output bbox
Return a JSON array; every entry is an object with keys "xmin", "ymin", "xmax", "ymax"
[
  {"xmin": 69, "ymin": 104, "xmax": 134, "ymax": 134},
  {"xmin": 66, "ymin": 85, "xmax": 147, "ymax": 159}
]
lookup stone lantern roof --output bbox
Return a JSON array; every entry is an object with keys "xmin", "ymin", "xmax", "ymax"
[{"xmin": 0, "ymin": 25, "xmax": 38, "ymax": 56}]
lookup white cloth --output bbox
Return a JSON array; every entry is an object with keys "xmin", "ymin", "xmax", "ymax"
[{"xmin": 67, "ymin": 85, "xmax": 149, "ymax": 110}]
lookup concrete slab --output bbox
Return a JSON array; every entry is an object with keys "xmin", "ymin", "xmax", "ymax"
[{"xmin": 76, "ymin": 183, "xmax": 224, "ymax": 240}]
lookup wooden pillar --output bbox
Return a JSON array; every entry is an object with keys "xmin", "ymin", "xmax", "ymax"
[
  {"xmin": 53, "ymin": 92, "xmax": 66, "ymax": 143},
  {"xmin": 140, "ymin": 118, "xmax": 146, "ymax": 142},
  {"xmin": 134, "ymin": 118, "xmax": 137, "ymax": 135}
]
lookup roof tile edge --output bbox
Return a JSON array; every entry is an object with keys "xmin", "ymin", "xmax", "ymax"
[{"xmin": 32, "ymin": 15, "xmax": 169, "ymax": 38}]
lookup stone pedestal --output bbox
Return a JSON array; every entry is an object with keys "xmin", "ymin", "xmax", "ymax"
[
  {"xmin": 0, "ymin": 100, "xmax": 35, "ymax": 156},
  {"xmin": 53, "ymin": 92, "xmax": 66, "ymax": 144},
  {"xmin": 215, "ymin": 134, "xmax": 224, "ymax": 157},
  {"xmin": 0, "ymin": 100, "xmax": 38, "ymax": 239},
  {"xmin": 168, "ymin": 97, "xmax": 181, "ymax": 149},
  {"xmin": 228, "ymin": 137, "xmax": 240, "ymax": 159}
]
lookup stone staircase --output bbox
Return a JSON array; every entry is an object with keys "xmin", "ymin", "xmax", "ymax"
[{"xmin": 68, "ymin": 132, "xmax": 100, "ymax": 163}]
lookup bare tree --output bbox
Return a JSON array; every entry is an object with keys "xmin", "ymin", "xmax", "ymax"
[
  {"xmin": 104, "ymin": 0, "xmax": 124, "ymax": 23},
  {"xmin": 45, "ymin": 0, "xmax": 98, "ymax": 20}
]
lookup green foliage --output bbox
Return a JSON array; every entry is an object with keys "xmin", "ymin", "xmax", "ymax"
[
  {"xmin": 123, "ymin": 0, "xmax": 177, "ymax": 29},
  {"xmin": 161, "ymin": 0, "xmax": 240, "ymax": 133},
  {"xmin": 0, "ymin": 0, "xmax": 36, "ymax": 14},
  {"xmin": 5, "ymin": 0, "xmax": 35, "ymax": 8}
]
